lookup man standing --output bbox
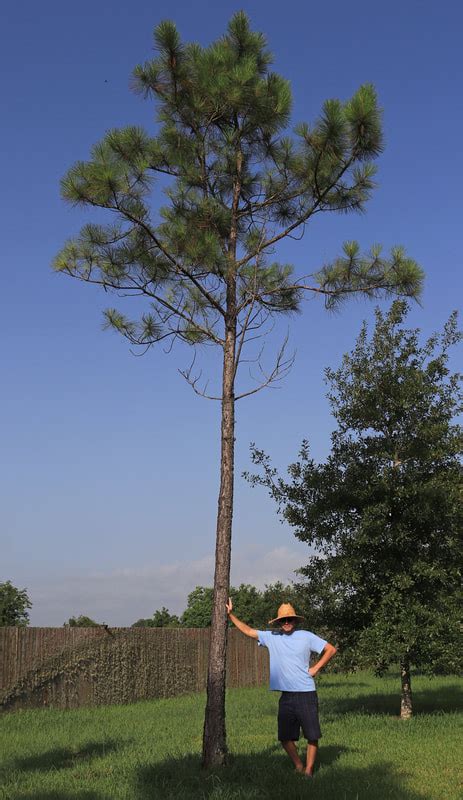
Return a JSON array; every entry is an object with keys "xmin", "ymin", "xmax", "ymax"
[{"xmin": 226, "ymin": 598, "xmax": 337, "ymax": 777}]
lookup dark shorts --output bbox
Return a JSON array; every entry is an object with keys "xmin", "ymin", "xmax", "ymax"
[{"xmin": 278, "ymin": 691, "xmax": 322, "ymax": 742}]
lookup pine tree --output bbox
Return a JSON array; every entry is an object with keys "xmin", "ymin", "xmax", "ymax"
[
  {"xmin": 249, "ymin": 302, "xmax": 462, "ymax": 718},
  {"xmin": 54, "ymin": 14, "xmax": 423, "ymax": 764}
]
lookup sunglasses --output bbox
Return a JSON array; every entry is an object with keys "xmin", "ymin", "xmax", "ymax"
[{"xmin": 279, "ymin": 617, "xmax": 296, "ymax": 625}]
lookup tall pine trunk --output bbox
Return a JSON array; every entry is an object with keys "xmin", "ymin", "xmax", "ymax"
[
  {"xmin": 202, "ymin": 325, "xmax": 236, "ymax": 767},
  {"xmin": 400, "ymin": 657, "xmax": 413, "ymax": 719},
  {"xmin": 202, "ymin": 149, "xmax": 240, "ymax": 769}
]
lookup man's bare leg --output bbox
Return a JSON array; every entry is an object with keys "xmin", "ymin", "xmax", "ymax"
[
  {"xmin": 281, "ymin": 740, "xmax": 304, "ymax": 772},
  {"xmin": 305, "ymin": 740, "xmax": 318, "ymax": 776}
]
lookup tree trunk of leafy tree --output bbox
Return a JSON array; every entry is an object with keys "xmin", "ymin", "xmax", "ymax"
[
  {"xmin": 400, "ymin": 657, "xmax": 413, "ymax": 719},
  {"xmin": 54, "ymin": 13, "xmax": 424, "ymax": 767}
]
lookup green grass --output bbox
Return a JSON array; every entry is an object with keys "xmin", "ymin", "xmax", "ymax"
[{"xmin": 0, "ymin": 672, "xmax": 461, "ymax": 799}]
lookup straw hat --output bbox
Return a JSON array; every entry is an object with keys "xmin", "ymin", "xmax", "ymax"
[{"xmin": 268, "ymin": 603, "xmax": 304, "ymax": 625}]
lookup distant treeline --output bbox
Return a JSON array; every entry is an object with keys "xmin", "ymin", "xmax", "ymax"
[
  {"xmin": 1, "ymin": 580, "xmax": 317, "ymax": 634},
  {"xmin": 62, "ymin": 584, "xmax": 313, "ymax": 631},
  {"xmin": 132, "ymin": 583, "xmax": 311, "ymax": 630}
]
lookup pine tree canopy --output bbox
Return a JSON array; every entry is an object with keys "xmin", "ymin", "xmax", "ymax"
[{"xmin": 54, "ymin": 12, "xmax": 423, "ymax": 396}]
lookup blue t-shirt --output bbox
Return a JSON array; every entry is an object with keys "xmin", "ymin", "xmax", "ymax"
[{"xmin": 257, "ymin": 629, "xmax": 327, "ymax": 691}]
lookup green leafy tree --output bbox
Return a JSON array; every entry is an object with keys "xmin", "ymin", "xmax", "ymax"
[
  {"xmin": 0, "ymin": 581, "xmax": 32, "ymax": 627},
  {"xmin": 180, "ymin": 582, "xmax": 333, "ymax": 631},
  {"xmin": 249, "ymin": 302, "xmax": 462, "ymax": 718},
  {"xmin": 54, "ymin": 13, "xmax": 423, "ymax": 765},
  {"xmin": 181, "ymin": 586, "xmax": 214, "ymax": 627},
  {"xmin": 181, "ymin": 583, "xmax": 271, "ymax": 627},
  {"xmin": 229, "ymin": 583, "xmax": 264, "ymax": 626},
  {"xmin": 132, "ymin": 606, "xmax": 180, "ymax": 627},
  {"xmin": 64, "ymin": 615, "xmax": 100, "ymax": 627}
]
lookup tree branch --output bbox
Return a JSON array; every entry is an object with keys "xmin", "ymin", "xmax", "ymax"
[
  {"xmin": 237, "ymin": 154, "xmax": 356, "ymax": 269},
  {"xmin": 110, "ymin": 196, "xmax": 227, "ymax": 318},
  {"xmin": 235, "ymin": 335, "xmax": 295, "ymax": 400},
  {"xmin": 178, "ymin": 353, "xmax": 222, "ymax": 400}
]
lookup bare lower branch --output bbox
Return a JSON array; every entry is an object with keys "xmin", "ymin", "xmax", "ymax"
[
  {"xmin": 178, "ymin": 352, "xmax": 222, "ymax": 401},
  {"xmin": 235, "ymin": 335, "xmax": 295, "ymax": 400}
]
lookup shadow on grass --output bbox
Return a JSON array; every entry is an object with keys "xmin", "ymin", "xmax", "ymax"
[
  {"xmin": 10, "ymin": 739, "xmax": 122, "ymax": 773},
  {"xmin": 134, "ymin": 751, "xmax": 428, "ymax": 800},
  {"xmin": 321, "ymin": 683, "xmax": 463, "ymax": 718},
  {"xmin": 317, "ymin": 681, "xmax": 371, "ymax": 688},
  {"xmin": 15, "ymin": 793, "xmax": 108, "ymax": 800}
]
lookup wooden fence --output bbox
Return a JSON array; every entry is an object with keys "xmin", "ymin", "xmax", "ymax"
[{"xmin": 0, "ymin": 627, "xmax": 269, "ymax": 711}]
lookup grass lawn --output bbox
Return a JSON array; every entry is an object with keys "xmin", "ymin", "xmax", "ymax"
[{"xmin": 0, "ymin": 672, "xmax": 461, "ymax": 799}]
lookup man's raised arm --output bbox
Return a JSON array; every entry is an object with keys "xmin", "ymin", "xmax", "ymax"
[{"xmin": 226, "ymin": 598, "xmax": 258, "ymax": 639}]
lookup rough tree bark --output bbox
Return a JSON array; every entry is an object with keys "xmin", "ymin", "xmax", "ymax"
[{"xmin": 202, "ymin": 324, "xmax": 236, "ymax": 767}]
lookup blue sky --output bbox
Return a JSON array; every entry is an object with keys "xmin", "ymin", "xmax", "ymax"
[{"xmin": 2, "ymin": 0, "xmax": 461, "ymax": 625}]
